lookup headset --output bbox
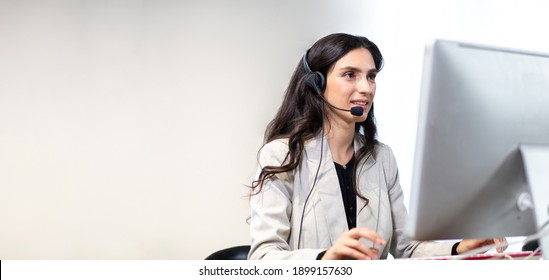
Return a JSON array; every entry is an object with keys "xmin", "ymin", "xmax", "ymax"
[
  {"xmin": 302, "ymin": 50, "xmax": 326, "ymax": 97},
  {"xmin": 302, "ymin": 50, "xmax": 364, "ymax": 116}
]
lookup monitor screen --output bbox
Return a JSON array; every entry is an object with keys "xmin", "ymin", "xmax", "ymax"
[{"xmin": 406, "ymin": 39, "xmax": 549, "ymax": 258}]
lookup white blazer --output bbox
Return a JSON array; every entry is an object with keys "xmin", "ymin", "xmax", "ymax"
[{"xmin": 248, "ymin": 134, "xmax": 453, "ymax": 260}]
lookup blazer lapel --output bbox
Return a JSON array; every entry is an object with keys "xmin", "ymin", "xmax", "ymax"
[
  {"xmin": 305, "ymin": 135, "xmax": 347, "ymax": 245},
  {"xmin": 354, "ymin": 137, "xmax": 379, "ymax": 237},
  {"xmin": 354, "ymin": 136, "xmax": 376, "ymax": 174}
]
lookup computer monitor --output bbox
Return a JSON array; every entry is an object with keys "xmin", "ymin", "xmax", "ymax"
[{"xmin": 407, "ymin": 39, "xmax": 549, "ymax": 259}]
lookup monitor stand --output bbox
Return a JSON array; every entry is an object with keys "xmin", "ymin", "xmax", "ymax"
[{"xmin": 520, "ymin": 144, "xmax": 549, "ymax": 260}]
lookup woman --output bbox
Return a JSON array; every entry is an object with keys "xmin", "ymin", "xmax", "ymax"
[{"xmin": 248, "ymin": 33, "xmax": 506, "ymax": 260}]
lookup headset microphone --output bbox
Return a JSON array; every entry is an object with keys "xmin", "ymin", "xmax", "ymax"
[
  {"xmin": 350, "ymin": 106, "xmax": 364, "ymax": 116},
  {"xmin": 303, "ymin": 50, "xmax": 364, "ymax": 117},
  {"xmin": 319, "ymin": 95, "xmax": 364, "ymax": 116}
]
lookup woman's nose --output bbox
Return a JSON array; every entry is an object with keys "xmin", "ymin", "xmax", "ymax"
[{"xmin": 357, "ymin": 77, "xmax": 373, "ymax": 94}]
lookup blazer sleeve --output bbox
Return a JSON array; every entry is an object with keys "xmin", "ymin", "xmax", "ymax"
[
  {"xmin": 248, "ymin": 139, "xmax": 325, "ymax": 260},
  {"xmin": 379, "ymin": 144, "xmax": 454, "ymax": 258}
]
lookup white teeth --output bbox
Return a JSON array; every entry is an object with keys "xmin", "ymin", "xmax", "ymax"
[{"xmin": 352, "ymin": 102, "xmax": 367, "ymax": 105}]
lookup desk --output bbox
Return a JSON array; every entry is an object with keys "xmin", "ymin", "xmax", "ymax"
[{"xmin": 413, "ymin": 251, "xmax": 542, "ymax": 260}]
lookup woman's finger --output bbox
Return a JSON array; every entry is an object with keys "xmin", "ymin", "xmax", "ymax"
[
  {"xmin": 347, "ymin": 227, "xmax": 386, "ymax": 246},
  {"xmin": 494, "ymin": 238, "xmax": 508, "ymax": 253}
]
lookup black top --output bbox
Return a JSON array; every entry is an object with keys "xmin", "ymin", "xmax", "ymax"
[{"xmin": 334, "ymin": 155, "xmax": 356, "ymax": 229}]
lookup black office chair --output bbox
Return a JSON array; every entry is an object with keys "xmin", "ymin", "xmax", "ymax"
[{"xmin": 205, "ymin": 245, "xmax": 250, "ymax": 260}]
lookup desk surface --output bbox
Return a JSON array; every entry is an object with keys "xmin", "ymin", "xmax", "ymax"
[{"xmin": 411, "ymin": 251, "xmax": 542, "ymax": 260}]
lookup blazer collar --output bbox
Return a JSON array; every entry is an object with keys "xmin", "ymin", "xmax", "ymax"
[{"xmin": 305, "ymin": 134, "xmax": 376, "ymax": 167}]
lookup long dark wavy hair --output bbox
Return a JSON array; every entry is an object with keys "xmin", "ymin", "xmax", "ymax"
[{"xmin": 250, "ymin": 33, "xmax": 384, "ymax": 205}]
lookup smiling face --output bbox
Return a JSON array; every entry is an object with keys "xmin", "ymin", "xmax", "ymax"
[{"xmin": 323, "ymin": 47, "xmax": 377, "ymax": 123}]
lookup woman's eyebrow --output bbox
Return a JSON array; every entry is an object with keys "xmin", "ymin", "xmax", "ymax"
[{"xmin": 338, "ymin": 66, "xmax": 377, "ymax": 74}]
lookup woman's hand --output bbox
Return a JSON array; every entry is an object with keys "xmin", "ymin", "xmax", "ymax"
[
  {"xmin": 321, "ymin": 227, "xmax": 386, "ymax": 260},
  {"xmin": 456, "ymin": 237, "xmax": 508, "ymax": 254}
]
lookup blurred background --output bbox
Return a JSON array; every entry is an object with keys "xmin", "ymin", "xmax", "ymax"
[{"xmin": 1, "ymin": 0, "xmax": 547, "ymax": 259}]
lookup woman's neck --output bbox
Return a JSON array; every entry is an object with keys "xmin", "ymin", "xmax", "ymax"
[{"xmin": 324, "ymin": 118, "xmax": 355, "ymax": 165}]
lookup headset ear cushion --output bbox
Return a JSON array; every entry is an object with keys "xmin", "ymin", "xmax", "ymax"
[{"xmin": 305, "ymin": 71, "xmax": 325, "ymax": 95}]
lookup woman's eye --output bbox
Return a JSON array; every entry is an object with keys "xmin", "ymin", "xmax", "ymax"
[
  {"xmin": 368, "ymin": 74, "xmax": 377, "ymax": 81},
  {"xmin": 344, "ymin": 72, "xmax": 355, "ymax": 78}
]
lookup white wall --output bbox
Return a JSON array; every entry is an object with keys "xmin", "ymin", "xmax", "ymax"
[
  {"xmin": 0, "ymin": 0, "xmax": 375, "ymax": 259},
  {"xmin": 1, "ymin": 0, "xmax": 547, "ymax": 259}
]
